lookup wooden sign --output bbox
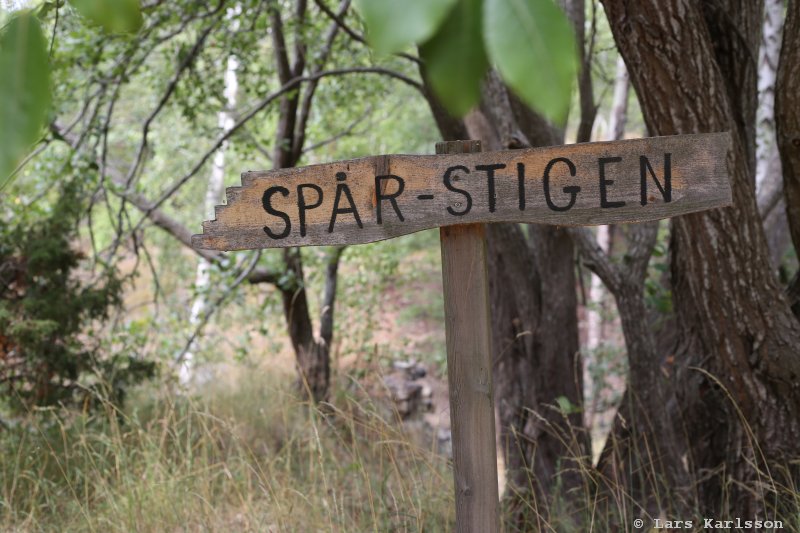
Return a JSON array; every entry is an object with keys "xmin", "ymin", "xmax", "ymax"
[
  {"xmin": 192, "ymin": 135, "xmax": 732, "ymax": 533},
  {"xmin": 192, "ymin": 133, "xmax": 731, "ymax": 251}
]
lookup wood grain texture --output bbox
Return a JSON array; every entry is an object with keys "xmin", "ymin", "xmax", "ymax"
[
  {"xmin": 438, "ymin": 141, "xmax": 500, "ymax": 533},
  {"xmin": 192, "ymin": 133, "xmax": 732, "ymax": 250}
]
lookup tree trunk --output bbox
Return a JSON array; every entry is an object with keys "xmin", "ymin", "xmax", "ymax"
[
  {"xmin": 602, "ymin": 0, "xmax": 800, "ymax": 517},
  {"xmin": 585, "ymin": 56, "xmax": 627, "ymax": 430},
  {"xmin": 279, "ymin": 248, "xmax": 331, "ymax": 403},
  {"xmin": 756, "ymin": 0, "xmax": 784, "ymax": 189},
  {"xmin": 183, "ymin": 38, "xmax": 240, "ymax": 384},
  {"xmin": 257, "ymin": 0, "xmax": 352, "ymax": 402},
  {"xmin": 577, "ymin": 222, "xmax": 689, "ymax": 516},
  {"xmin": 757, "ymin": 0, "xmax": 790, "ymax": 268},
  {"xmin": 476, "ymin": 74, "xmax": 588, "ymax": 525},
  {"xmin": 777, "ymin": 0, "xmax": 800, "ymax": 258}
]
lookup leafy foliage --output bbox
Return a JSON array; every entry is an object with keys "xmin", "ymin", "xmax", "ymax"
[
  {"xmin": 0, "ymin": 0, "xmax": 142, "ymax": 187},
  {"xmin": 68, "ymin": 0, "xmax": 143, "ymax": 33},
  {"xmin": 355, "ymin": 0, "xmax": 457, "ymax": 55},
  {"xmin": 483, "ymin": 0, "xmax": 577, "ymax": 124},
  {"xmin": 357, "ymin": 0, "xmax": 577, "ymax": 122},
  {"xmin": 418, "ymin": 0, "xmax": 487, "ymax": 116},
  {"xmin": 0, "ymin": 181, "xmax": 154, "ymax": 411},
  {"xmin": 0, "ymin": 11, "xmax": 51, "ymax": 186}
]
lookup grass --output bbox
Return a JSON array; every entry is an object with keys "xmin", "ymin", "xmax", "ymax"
[
  {"xmin": 0, "ymin": 369, "xmax": 454, "ymax": 532},
  {"xmin": 3, "ymin": 365, "xmax": 800, "ymax": 532}
]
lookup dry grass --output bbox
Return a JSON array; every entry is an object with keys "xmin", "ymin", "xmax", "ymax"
[
  {"xmin": 3, "ymin": 366, "xmax": 800, "ymax": 532},
  {"xmin": 0, "ymin": 370, "xmax": 454, "ymax": 532}
]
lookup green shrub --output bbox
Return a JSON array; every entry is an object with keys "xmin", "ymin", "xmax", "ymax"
[{"xmin": 0, "ymin": 180, "xmax": 154, "ymax": 411}]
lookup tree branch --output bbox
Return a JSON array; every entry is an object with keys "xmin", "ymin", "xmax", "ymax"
[
  {"xmin": 301, "ymin": 104, "xmax": 372, "ymax": 154},
  {"xmin": 570, "ymin": 227, "xmax": 622, "ymax": 292},
  {"xmin": 293, "ymin": 0, "xmax": 351, "ymax": 162},
  {"xmin": 175, "ymin": 250, "xmax": 262, "ymax": 366},
  {"xmin": 136, "ymin": 66, "xmax": 422, "ymax": 228},
  {"xmin": 124, "ymin": 21, "xmax": 219, "ymax": 188},
  {"xmin": 312, "ymin": 0, "xmax": 421, "ymax": 65}
]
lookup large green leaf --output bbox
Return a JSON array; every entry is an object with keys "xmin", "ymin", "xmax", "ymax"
[
  {"xmin": 68, "ymin": 0, "xmax": 143, "ymax": 34},
  {"xmin": 355, "ymin": 0, "xmax": 457, "ymax": 55},
  {"xmin": 483, "ymin": 0, "xmax": 577, "ymax": 125},
  {"xmin": 419, "ymin": 0, "xmax": 488, "ymax": 116},
  {"xmin": 0, "ymin": 12, "xmax": 51, "ymax": 183}
]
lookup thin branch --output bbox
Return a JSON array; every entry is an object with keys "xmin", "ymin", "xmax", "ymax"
[
  {"xmin": 123, "ymin": 21, "xmax": 218, "ymax": 188},
  {"xmin": 239, "ymin": 126, "xmax": 274, "ymax": 162},
  {"xmin": 570, "ymin": 227, "xmax": 622, "ymax": 292},
  {"xmin": 301, "ymin": 104, "xmax": 372, "ymax": 154},
  {"xmin": 312, "ymin": 0, "xmax": 421, "ymax": 65},
  {"xmin": 135, "ymin": 66, "xmax": 422, "ymax": 226},
  {"xmin": 312, "ymin": 0, "xmax": 364, "ymax": 44},
  {"xmin": 174, "ymin": 250, "xmax": 262, "ymax": 367},
  {"xmin": 2, "ymin": 139, "xmax": 51, "ymax": 188},
  {"xmin": 49, "ymin": 0, "xmax": 59, "ymax": 57},
  {"xmin": 292, "ymin": 0, "xmax": 350, "ymax": 161}
]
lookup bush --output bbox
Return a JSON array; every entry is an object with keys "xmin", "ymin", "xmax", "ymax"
[{"xmin": 0, "ymin": 180, "xmax": 154, "ymax": 412}]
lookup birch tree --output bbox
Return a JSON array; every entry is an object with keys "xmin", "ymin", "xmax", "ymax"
[{"xmin": 181, "ymin": 10, "xmax": 241, "ymax": 385}]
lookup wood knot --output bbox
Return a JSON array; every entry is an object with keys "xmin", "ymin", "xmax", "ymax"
[{"xmin": 792, "ymin": 137, "xmax": 800, "ymax": 148}]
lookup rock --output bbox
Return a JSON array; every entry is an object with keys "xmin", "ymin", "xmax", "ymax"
[
  {"xmin": 391, "ymin": 359, "xmax": 427, "ymax": 380},
  {"xmin": 383, "ymin": 373, "xmax": 424, "ymax": 419}
]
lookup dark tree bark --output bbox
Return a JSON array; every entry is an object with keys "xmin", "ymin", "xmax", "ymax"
[
  {"xmin": 273, "ymin": 247, "xmax": 343, "ymax": 403},
  {"xmin": 777, "ymin": 0, "xmax": 800, "ymax": 259},
  {"xmin": 565, "ymin": 0, "xmax": 597, "ymax": 144},
  {"xmin": 473, "ymin": 71, "xmax": 588, "ymax": 525},
  {"xmin": 601, "ymin": 0, "xmax": 800, "ymax": 517},
  {"xmin": 575, "ymin": 223, "xmax": 690, "ymax": 516}
]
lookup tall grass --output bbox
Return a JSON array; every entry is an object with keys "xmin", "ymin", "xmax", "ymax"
[
  {"xmin": 4, "ymin": 365, "xmax": 800, "ymax": 532},
  {"xmin": 0, "ymin": 370, "xmax": 454, "ymax": 532}
]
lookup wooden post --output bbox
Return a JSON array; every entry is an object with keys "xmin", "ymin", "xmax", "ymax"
[{"xmin": 437, "ymin": 140, "xmax": 500, "ymax": 533}]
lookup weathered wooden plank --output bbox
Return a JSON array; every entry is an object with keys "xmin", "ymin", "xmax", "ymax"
[
  {"xmin": 192, "ymin": 132, "xmax": 731, "ymax": 250},
  {"xmin": 438, "ymin": 140, "xmax": 500, "ymax": 533}
]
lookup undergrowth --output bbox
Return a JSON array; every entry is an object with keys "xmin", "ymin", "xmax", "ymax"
[
  {"xmin": 0, "ymin": 370, "xmax": 453, "ymax": 532},
  {"xmin": 3, "ymin": 365, "xmax": 800, "ymax": 532}
]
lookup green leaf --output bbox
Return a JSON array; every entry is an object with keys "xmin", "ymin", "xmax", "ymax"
[
  {"xmin": 355, "ymin": 0, "xmax": 457, "ymax": 55},
  {"xmin": 555, "ymin": 395, "xmax": 580, "ymax": 415},
  {"xmin": 419, "ymin": 0, "xmax": 488, "ymax": 116},
  {"xmin": 0, "ymin": 12, "xmax": 51, "ymax": 184},
  {"xmin": 483, "ymin": 0, "xmax": 577, "ymax": 125},
  {"xmin": 68, "ymin": 0, "xmax": 143, "ymax": 34}
]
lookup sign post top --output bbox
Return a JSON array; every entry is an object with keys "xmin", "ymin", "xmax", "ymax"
[{"xmin": 192, "ymin": 132, "xmax": 731, "ymax": 251}]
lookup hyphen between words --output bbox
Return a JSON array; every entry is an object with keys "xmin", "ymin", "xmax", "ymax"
[
  {"xmin": 262, "ymin": 154, "xmax": 671, "ymax": 239},
  {"xmin": 192, "ymin": 133, "xmax": 731, "ymax": 251}
]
